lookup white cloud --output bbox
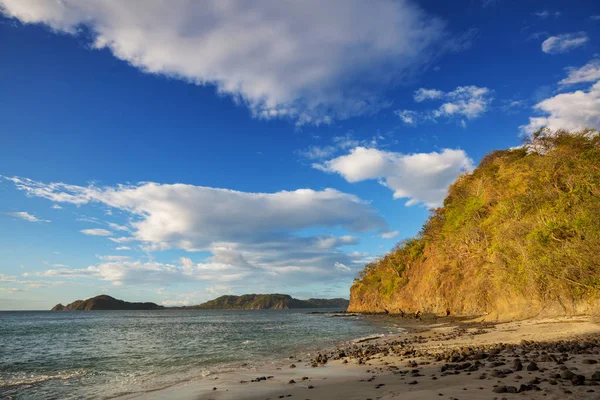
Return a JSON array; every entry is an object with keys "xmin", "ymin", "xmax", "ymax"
[
  {"xmin": 0, "ymin": 0, "xmax": 458, "ymax": 125},
  {"xmin": 559, "ymin": 59, "xmax": 600, "ymax": 85},
  {"xmin": 334, "ymin": 262, "xmax": 351, "ymax": 272},
  {"xmin": 51, "ymin": 204, "xmax": 62, "ymax": 210},
  {"xmin": 394, "ymin": 110, "xmax": 419, "ymax": 125},
  {"xmin": 381, "ymin": 230, "xmax": 399, "ymax": 239},
  {"xmin": 541, "ymin": 33, "xmax": 589, "ymax": 54},
  {"xmin": 396, "ymin": 86, "xmax": 493, "ymax": 126},
  {"xmin": 590, "ymin": 15, "xmax": 600, "ymax": 21},
  {"xmin": 414, "ymin": 88, "xmax": 444, "ymax": 102},
  {"xmin": 31, "ymin": 241, "xmax": 366, "ymax": 286},
  {"xmin": 297, "ymin": 133, "xmax": 379, "ymax": 161},
  {"xmin": 108, "ymin": 222, "xmax": 130, "ymax": 232},
  {"xmin": 116, "ymin": 246, "xmax": 132, "ymax": 251},
  {"xmin": 4, "ymin": 176, "xmax": 389, "ymax": 284},
  {"xmin": 96, "ymin": 255, "xmax": 130, "ymax": 261},
  {"xmin": 314, "ymin": 146, "xmax": 473, "ymax": 207},
  {"xmin": 533, "ymin": 11, "xmax": 561, "ymax": 19},
  {"xmin": 521, "ymin": 81, "xmax": 600, "ymax": 135},
  {"xmin": 6, "ymin": 211, "xmax": 49, "ymax": 223},
  {"xmin": 80, "ymin": 228, "xmax": 113, "ymax": 237}
]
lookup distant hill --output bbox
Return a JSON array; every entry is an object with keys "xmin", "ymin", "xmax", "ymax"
[
  {"xmin": 51, "ymin": 294, "xmax": 348, "ymax": 311},
  {"xmin": 181, "ymin": 294, "xmax": 349, "ymax": 310},
  {"xmin": 348, "ymin": 130, "xmax": 600, "ymax": 319},
  {"xmin": 51, "ymin": 295, "xmax": 165, "ymax": 311}
]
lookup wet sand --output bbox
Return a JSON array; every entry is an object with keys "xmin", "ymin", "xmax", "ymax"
[{"xmin": 121, "ymin": 315, "xmax": 600, "ymax": 400}]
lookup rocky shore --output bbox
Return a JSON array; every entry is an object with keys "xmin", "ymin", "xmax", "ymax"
[{"xmin": 122, "ymin": 315, "xmax": 600, "ymax": 400}]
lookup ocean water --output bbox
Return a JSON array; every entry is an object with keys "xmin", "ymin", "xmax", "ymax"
[{"xmin": 0, "ymin": 309, "xmax": 400, "ymax": 399}]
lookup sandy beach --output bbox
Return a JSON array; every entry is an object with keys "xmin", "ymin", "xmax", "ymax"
[{"xmin": 120, "ymin": 315, "xmax": 600, "ymax": 400}]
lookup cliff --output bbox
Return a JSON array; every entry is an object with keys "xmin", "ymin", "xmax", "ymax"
[
  {"xmin": 348, "ymin": 130, "xmax": 600, "ymax": 319},
  {"xmin": 182, "ymin": 294, "xmax": 349, "ymax": 310},
  {"xmin": 51, "ymin": 295, "xmax": 165, "ymax": 311}
]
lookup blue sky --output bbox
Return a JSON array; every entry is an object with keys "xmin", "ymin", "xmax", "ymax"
[{"xmin": 1, "ymin": 0, "xmax": 599, "ymax": 309}]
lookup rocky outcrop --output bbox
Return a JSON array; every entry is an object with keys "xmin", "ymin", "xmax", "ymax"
[{"xmin": 51, "ymin": 295, "xmax": 165, "ymax": 311}]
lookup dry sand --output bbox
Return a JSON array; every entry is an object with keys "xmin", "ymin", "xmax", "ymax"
[{"xmin": 121, "ymin": 315, "xmax": 600, "ymax": 400}]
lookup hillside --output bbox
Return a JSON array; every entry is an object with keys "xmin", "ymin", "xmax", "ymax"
[
  {"xmin": 183, "ymin": 294, "xmax": 349, "ymax": 310},
  {"xmin": 51, "ymin": 295, "xmax": 165, "ymax": 311},
  {"xmin": 348, "ymin": 130, "xmax": 600, "ymax": 319},
  {"xmin": 51, "ymin": 294, "xmax": 349, "ymax": 311}
]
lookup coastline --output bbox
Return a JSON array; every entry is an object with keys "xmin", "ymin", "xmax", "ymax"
[{"xmin": 119, "ymin": 315, "xmax": 600, "ymax": 400}]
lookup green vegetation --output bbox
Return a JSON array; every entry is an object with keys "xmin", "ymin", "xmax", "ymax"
[
  {"xmin": 52, "ymin": 294, "xmax": 349, "ymax": 311},
  {"xmin": 184, "ymin": 294, "xmax": 349, "ymax": 310},
  {"xmin": 51, "ymin": 295, "xmax": 164, "ymax": 311},
  {"xmin": 349, "ymin": 130, "xmax": 600, "ymax": 318}
]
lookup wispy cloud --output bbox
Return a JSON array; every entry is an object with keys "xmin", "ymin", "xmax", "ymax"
[
  {"xmin": 6, "ymin": 211, "xmax": 50, "ymax": 223},
  {"xmin": 80, "ymin": 228, "xmax": 113, "ymax": 237},
  {"xmin": 533, "ymin": 10, "xmax": 561, "ymax": 19},
  {"xmin": 541, "ymin": 32, "xmax": 589, "ymax": 54},
  {"xmin": 559, "ymin": 59, "xmax": 600, "ymax": 85}
]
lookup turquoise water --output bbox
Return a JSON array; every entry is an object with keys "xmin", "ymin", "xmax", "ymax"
[{"xmin": 0, "ymin": 309, "xmax": 399, "ymax": 399}]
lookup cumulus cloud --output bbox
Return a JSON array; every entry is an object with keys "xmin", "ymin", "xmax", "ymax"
[
  {"xmin": 3, "ymin": 176, "xmax": 391, "ymax": 285},
  {"xmin": 0, "ymin": 0, "xmax": 463, "ymax": 125},
  {"xmin": 314, "ymin": 147, "xmax": 473, "ymax": 207},
  {"xmin": 521, "ymin": 81, "xmax": 600, "ymax": 135},
  {"xmin": 541, "ymin": 32, "xmax": 589, "ymax": 54},
  {"xmin": 6, "ymin": 211, "xmax": 49, "ymax": 223},
  {"xmin": 4, "ymin": 177, "xmax": 388, "ymax": 250},
  {"xmin": 559, "ymin": 59, "xmax": 600, "ymax": 85},
  {"xmin": 80, "ymin": 228, "xmax": 113, "ymax": 237},
  {"xmin": 395, "ymin": 85, "xmax": 492, "ymax": 126}
]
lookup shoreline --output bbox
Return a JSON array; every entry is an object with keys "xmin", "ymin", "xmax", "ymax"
[{"xmin": 119, "ymin": 315, "xmax": 600, "ymax": 400}]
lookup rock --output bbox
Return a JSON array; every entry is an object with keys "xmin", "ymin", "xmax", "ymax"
[
  {"xmin": 492, "ymin": 386, "xmax": 507, "ymax": 393},
  {"xmin": 561, "ymin": 370, "xmax": 575, "ymax": 380},
  {"xmin": 526, "ymin": 362, "xmax": 539, "ymax": 371},
  {"xmin": 571, "ymin": 375, "xmax": 585, "ymax": 386},
  {"xmin": 591, "ymin": 371, "xmax": 600, "ymax": 380},
  {"xmin": 308, "ymin": 385, "xmax": 314, "ymax": 389},
  {"xmin": 290, "ymin": 364, "xmax": 296, "ymax": 368},
  {"xmin": 583, "ymin": 359, "xmax": 598, "ymax": 364},
  {"xmin": 506, "ymin": 386, "xmax": 518, "ymax": 393},
  {"xmin": 512, "ymin": 359, "xmax": 523, "ymax": 371},
  {"xmin": 518, "ymin": 384, "xmax": 532, "ymax": 392},
  {"xmin": 301, "ymin": 376, "xmax": 309, "ymax": 381},
  {"xmin": 212, "ymin": 387, "xmax": 217, "ymax": 391},
  {"xmin": 288, "ymin": 379, "xmax": 296, "ymax": 384}
]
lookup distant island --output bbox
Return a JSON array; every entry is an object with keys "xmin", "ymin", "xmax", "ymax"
[
  {"xmin": 178, "ymin": 294, "xmax": 349, "ymax": 310},
  {"xmin": 51, "ymin": 294, "xmax": 349, "ymax": 311},
  {"xmin": 51, "ymin": 294, "xmax": 165, "ymax": 311}
]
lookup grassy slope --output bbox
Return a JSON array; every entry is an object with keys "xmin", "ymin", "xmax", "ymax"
[{"xmin": 348, "ymin": 130, "xmax": 600, "ymax": 318}]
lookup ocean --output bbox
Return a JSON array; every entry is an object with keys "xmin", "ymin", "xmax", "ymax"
[{"xmin": 0, "ymin": 309, "xmax": 400, "ymax": 399}]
